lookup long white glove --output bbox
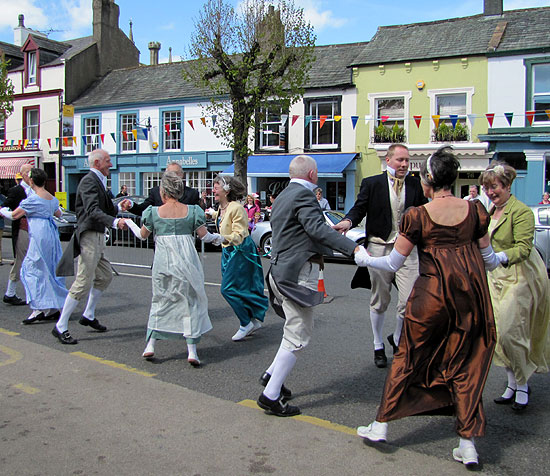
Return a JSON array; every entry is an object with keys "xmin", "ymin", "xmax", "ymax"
[
  {"xmin": 0, "ymin": 207, "xmax": 13, "ymax": 219},
  {"xmin": 200, "ymin": 231, "xmax": 224, "ymax": 246},
  {"xmin": 355, "ymin": 246, "xmax": 407, "ymax": 272},
  {"xmin": 480, "ymin": 245, "xmax": 508, "ymax": 271}
]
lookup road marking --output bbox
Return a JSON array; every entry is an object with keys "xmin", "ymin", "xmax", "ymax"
[
  {"xmin": 0, "ymin": 328, "xmax": 20, "ymax": 336},
  {"xmin": 0, "ymin": 344, "xmax": 22, "ymax": 367},
  {"xmin": 13, "ymin": 383, "xmax": 40, "ymax": 394},
  {"xmin": 238, "ymin": 399, "xmax": 356, "ymax": 436},
  {"xmin": 71, "ymin": 351, "xmax": 157, "ymax": 377}
]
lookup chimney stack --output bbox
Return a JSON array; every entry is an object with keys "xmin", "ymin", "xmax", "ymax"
[
  {"xmin": 484, "ymin": 0, "xmax": 503, "ymax": 16},
  {"xmin": 149, "ymin": 41, "xmax": 161, "ymax": 65}
]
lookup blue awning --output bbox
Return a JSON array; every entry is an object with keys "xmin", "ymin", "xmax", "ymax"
[{"xmin": 222, "ymin": 153, "xmax": 358, "ymax": 178}]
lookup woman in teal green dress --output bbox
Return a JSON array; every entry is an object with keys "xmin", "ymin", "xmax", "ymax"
[{"xmin": 139, "ymin": 172, "xmax": 222, "ymax": 366}]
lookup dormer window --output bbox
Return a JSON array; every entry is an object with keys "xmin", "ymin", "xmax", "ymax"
[{"xmin": 27, "ymin": 51, "xmax": 37, "ymax": 85}]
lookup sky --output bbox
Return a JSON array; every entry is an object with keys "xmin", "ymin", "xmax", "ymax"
[{"xmin": 0, "ymin": 0, "xmax": 548, "ymax": 64}]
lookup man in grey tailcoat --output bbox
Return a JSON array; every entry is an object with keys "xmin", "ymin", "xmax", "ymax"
[
  {"xmin": 257, "ymin": 155, "xmax": 364, "ymax": 417},
  {"xmin": 53, "ymin": 149, "xmax": 128, "ymax": 345}
]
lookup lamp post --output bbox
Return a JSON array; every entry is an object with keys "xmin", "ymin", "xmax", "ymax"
[{"xmin": 57, "ymin": 93, "xmax": 63, "ymax": 193}]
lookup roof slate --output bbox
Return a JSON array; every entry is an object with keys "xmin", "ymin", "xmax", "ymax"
[
  {"xmin": 351, "ymin": 7, "xmax": 550, "ymax": 66},
  {"xmin": 73, "ymin": 42, "xmax": 368, "ymax": 108}
]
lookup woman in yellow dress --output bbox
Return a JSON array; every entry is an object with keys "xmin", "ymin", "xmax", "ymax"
[{"xmin": 480, "ymin": 162, "xmax": 550, "ymax": 412}]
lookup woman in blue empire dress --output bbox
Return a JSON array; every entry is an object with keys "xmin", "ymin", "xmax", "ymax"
[
  {"xmin": 0, "ymin": 168, "xmax": 67, "ymax": 323},
  {"xmin": 138, "ymin": 172, "xmax": 222, "ymax": 366},
  {"xmin": 210, "ymin": 175, "xmax": 269, "ymax": 341}
]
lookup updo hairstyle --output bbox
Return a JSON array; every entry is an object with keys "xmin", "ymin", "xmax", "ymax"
[
  {"xmin": 213, "ymin": 175, "xmax": 247, "ymax": 202},
  {"xmin": 479, "ymin": 161, "xmax": 517, "ymax": 189},
  {"xmin": 160, "ymin": 171, "xmax": 184, "ymax": 200},
  {"xmin": 420, "ymin": 146, "xmax": 460, "ymax": 191},
  {"xmin": 29, "ymin": 168, "xmax": 47, "ymax": 187}
]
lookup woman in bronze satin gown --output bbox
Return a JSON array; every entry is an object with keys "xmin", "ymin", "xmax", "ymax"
[{"xmin": 355, "ymin": 147, "xmax": 500, "ymax": 468}]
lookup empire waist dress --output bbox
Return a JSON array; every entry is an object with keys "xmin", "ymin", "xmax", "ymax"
[
  {"xmin": 142, "ymin": 205, "xmax": 212, "ymax": 344},
  {"xmin": 376, "ymin": 200, "xmax": 496, "ymax": 438}
]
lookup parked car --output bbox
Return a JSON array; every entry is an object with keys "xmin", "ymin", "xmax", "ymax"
[
  {"xmin": 532, "ymin": 204, "xmax": 550, "ymax": 273},
  {"xmin": 250, "ymin": 210, "xmax": 365, "ymax": 260},
  {"xmin": 2, "ymin": 205, "xmax": 77, "ymax": 241}
]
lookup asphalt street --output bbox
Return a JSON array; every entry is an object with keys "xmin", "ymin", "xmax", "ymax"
[{"xmin": 1, "ymin": 238, "xmax": 549, "ymax": 475}]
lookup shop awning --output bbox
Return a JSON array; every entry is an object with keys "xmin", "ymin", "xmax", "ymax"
[
  {"xmin": 222, "ymin": 153, "xmax": 358, "ymax": 178},
  {"xmin": 0, "ymin": 157, "xmax": 35, "ymax": 179}
]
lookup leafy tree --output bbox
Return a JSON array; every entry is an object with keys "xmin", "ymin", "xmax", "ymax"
[
  {"xmin": 0, "ymin": 58, "xmax": 15, "ymax": 121},
  {"xmin": 185, "ymin": 0, "xmax": 316, "ymax": 187}
]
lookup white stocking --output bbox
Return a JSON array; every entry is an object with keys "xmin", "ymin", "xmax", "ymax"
[
  {"xmin": 370, "ymin": 310, "xmax": 385, "ymax": 350},
  {"xmin": 83, "ymin": 287, "xmax": 103, "ymax": 320},
  {"xmin": 57, "ymin": 296, "xmax": 79, "ymax": 333},
  {"xmin": 263, "ymin": 347, "xmax": 297, "ymax": 400}
]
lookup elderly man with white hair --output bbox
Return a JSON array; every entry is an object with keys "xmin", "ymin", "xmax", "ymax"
[
  {"xmin": 53, "ymin": 149, "xmax": 128, "ymax": 345},
  {"xmin": 257, "ymin": 155, "xmax": 363, "ymax": 417}
]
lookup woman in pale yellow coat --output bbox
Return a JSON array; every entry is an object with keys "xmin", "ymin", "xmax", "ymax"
[{"xmin": 480, "ymin": 162, "xmax": 550, "ymax": 412}]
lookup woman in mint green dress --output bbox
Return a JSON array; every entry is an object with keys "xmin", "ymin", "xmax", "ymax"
[{"xmin": 138, "ymin": 172, "xmax": 222, "ymax": 366}]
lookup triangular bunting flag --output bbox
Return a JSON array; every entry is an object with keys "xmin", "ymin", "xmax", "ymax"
[
  {"xmin": 72, "ymin": 137, "xmax": 76, "ymax": 146},
  {"xmin": 467, "ymin": 114, "xmax": 476, "ymax": 128},
  {"xmin": 137, "ymin": 128, "xmax": 148, "ymax": 140},
  {"xmin": 11, "ymin": 140, "xmax": 14, "ymax": 146},
  {"xmin": 319, "ymin": 115, "xmax": 327, "ymax": 129},
  {"xmin": 122, "ymin": 130, "xmax": 128, "ymax": 141},
  {"xmin": 212, "ymin": 115, "xmax": 217, "ymax": 127},
  {"xmin": 525, "ymin": 111, "xmax": 535, "ymax": 125},
  {"xmin": 47, "ymin": 138, "xmax": 51, "ymax": 148},
  {"xmin": 546, "ymin": 110, "xmax": 550, "ymax": 120},
  {"xmin": 291, "ymin": 115, "xmax": 299, "ymax": 126},
  {"xmin": 18, "ymin": 140, "xmax": 22, "ymax": 147},
  {"xmin": 485, "ymin": 113, "xmax": 495, "ymax": 127},
  {"xmin": 449, "ymin": 114, "xmax": 458, "ymax": 129},
  {"xmin": 132, "ymin": 129, "xmax": 138, "ymax": 140},
  {"xmin": 165, "ymin": 124, "xmax": 170, "ymax": 134},
  {"xmin": 110, "ymin": 132, "xmax": 116, "ymax": 144},
  {"xmin": 304, "ymin": 115, "xmax": 312, "ymax": 128},
  {"xmin": 2, "ymin": 139, "xmax": 6, "ymax": 146},
  {"xmin": 188, "ymin": 119, "xmax": 194, "ymax": 130},
  {"xmin": 351, "ymin": 116, "xmax": 359, "ymax": 129},
  {"xmin": 413, "ymin": 115, "xmax": 422, "ymax": 128},
  {"xmin": 63, "ymin": 137, "xmax": 69, "ymax": 146},
  {"xmin": 381, "ymin": 116, "xmax": 389, "ymax": 123},
  {"xmin": 55, "ymin": 138, "xmax": 59, "ymax": 147},
  {"xmin": 100, "ymin": 134, "xmax": 105, "ymax": 144},
  {"xmin": 504, "ymin": 112, "xmax": 514, "ymax": 126},
  {"xmin": 82, "ymin": 136, "xmax": 88, "ymax": 145},
  {"xmin": 364, "ymin": 115, "xmax": 371, "ymax": 124},
  {"xmin": 334, "ymin": 115, "xmax": 342, "ymax": 122},
  {"xmin": 200, "ymin": 117, "xmax": 206, "ymax": 127},
  {"xmin": 24, "ymin": 139, "xmax": 29, "ymax": 148},
  {"xmin": 432, "ymin": 115, "xmax": 440, "ymax": 128},
  {"xmin": 281, "ymin": 114, "xmax": 288, "ymax": 126}
]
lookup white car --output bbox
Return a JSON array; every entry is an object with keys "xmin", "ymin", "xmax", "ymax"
[
  {"xmin": 532, "ymin": 204, "xmax": 550, "ymax": 273},
  {"xmin": 250, "ymin": 210, "xmax": 366, "ymax": 260}
]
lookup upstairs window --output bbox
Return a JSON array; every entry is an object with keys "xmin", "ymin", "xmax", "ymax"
[
  {"xmin": 305, "ymin": 98, "xmax": 341, "ymax": 150},
  {"xmin": 27, "ymin": 51, "xmax": 37, "ymax": 85},
  {"xmin": 257, "ymin": 105, "xmax": 287, "ymax": 151},
  {"xmin": 23, "ymin": 107, "xmax": 39, "ymax": 141},
  {"xmin": 120, "ymin": 113, "xmax": 137, "ymax": 152},
  {"xmin": 435, "ymin": 93, "xmax": 467, "ymax": 125},
  {"xmin": 0, "ymin": 113, "xmax": 5, "ymax": 141},
  {"xmin": 163, "ymin": 111, "xmax": 181, "ymax": 151},
  {"xmin": 533, "ymin": 63, "xmax": 550, "ymax": 123},
  {"xmin": 84, "ymin": 116, "xmax": 100, "ymax": 153}
]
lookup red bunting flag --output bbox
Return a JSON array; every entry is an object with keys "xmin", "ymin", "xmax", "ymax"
[
  {"xmin": 100, "ymin": 134, "xmax": 105, "ymax": 144},
  {"xmin": 413, "ymin": 115, "xmax": 422, "ymax": 128},
  {"xmin": 122, "ymin": 130, "xmax": 128, "ymax": 140},
  {"xmin": 63, "ymin": 137, "xmax": 69, "ymax": 146},
  {"xmin": 18, "ymin": 140, "xmax": 22, "ymax": 146},
  {"xmin": 381, "ymin": 116, "xmax": 389, "ymax": 123},
  {"xmin": 200, "ymin": 117, "xmax": 206, "ymax": 127},
  {"xmin": 47, "ymin": 138, "xmax": 52, "ymax": 148},
  {"xmin": 165, "ymin": 124, "xmax": 170, "ymax": 134},
  {"xmin": 525, "ymin": 111, "xmax": 535, "ymax": 125},
  {"xmin": 188, "ymin": 120, "xmax": 194, "ymax": 130},
  {"xmin": 319, "ymin": 115, "xmax": 327, "ymax": 129},
  {"xmin": 485, "ymin": 113, "xmax": 495, "ymax": 127},
  {"xmin": 432, "ymin": 115, "xmax": 440, "ymax": 128},
  {"xmin": 292, "ymin": 115, "xmax": 299, "ymax": 126}
]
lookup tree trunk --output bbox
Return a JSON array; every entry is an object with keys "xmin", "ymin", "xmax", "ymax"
[{"xmin": 231, "ymin": 101, "xmax": 250, "ymax": 191}]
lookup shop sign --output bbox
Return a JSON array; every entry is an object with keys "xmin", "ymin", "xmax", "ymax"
[{"xmin": 0, "ymin": 144, "xmax": 39, "ymax": 153}]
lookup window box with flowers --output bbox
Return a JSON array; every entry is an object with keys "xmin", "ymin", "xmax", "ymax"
[
  {"xmin": 432, "ymin": 122, "xmax": 469, "ymax": 142},
  {"xmin": 373, "ymin": 122, "xmax": 406, "ymax": 144}
]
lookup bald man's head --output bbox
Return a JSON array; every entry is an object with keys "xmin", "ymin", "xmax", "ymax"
[{"xmin": 20, "ymin": 164, "xmax": 32, "ymax": 185}]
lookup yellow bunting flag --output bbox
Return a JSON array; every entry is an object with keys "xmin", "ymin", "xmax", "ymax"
[
  {"xmin": 334, "ymin": 115, "xmax": 342, "ymax": 122},
  {"xmin": 546, "ymin": 110, "xmax": 550, "ymax": 120},
  {"xmin": 432, "ymin": 115, "xmax": 440, "ymax": 128},
  {"xmin": 24, "ymin": 139, "xmax": 29, "ymax": 148},
  {"xmin": 200, "ymin": 117, "xmax": 206, "ymax": 126},
  {"xmin": 132, "ymin": 129, "xmax": 138, "ymax": 140}
]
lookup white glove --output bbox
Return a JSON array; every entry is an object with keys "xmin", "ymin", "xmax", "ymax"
[
  {"xmin": 354, "ymin": 245, "xmax": 370, "ymax": 267},
  {"xmin": 0, "ymin": 207, "xmax": 13, "ymax": 219},
  {"xmin": 201, "ymin": 231, "xmax": 224, "ymax": 246},
  {"xmin": 356, "ymin": 247, "xmax": 407, "ymax": 272},
  {"xmin": 480, "ymin": 245, "xmax": 508, "ymax": 271}
]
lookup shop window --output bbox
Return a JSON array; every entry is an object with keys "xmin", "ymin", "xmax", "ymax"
[
  {"xmin": 533, "ymin": 63, "xmax": 550, "ymax": 123},
  {"xmin": 305, "ymin": 98, "xmax": 341, "ymax": 150},
  {"xmin": 163, "ymin": 110, "xmax": 181, "ymax": 151},
  {"xmin": 27, "ymin": 51, "xmax": 37, "ymax": 85},
  {"xmin": 23, "ymin": 106, "xmax": 39, "ymax": 141},
  {"xmin": 84, "ymin": 116, "xmax": 100, "ymax": 153},
  {"xmin": 120, "ymin": 113, "xmax": 137, "ymax": 152},
  {"xmin": 185, "ymin": 171, "xmax": 221, "ymax": 205},
  {"xmin": 143, "ymin": 172, "xmax": 162, "ymax": 196},
  {"xmin": 118, "ymin": 172, "xmax": 136, "ymax": 196},
  {"xmin": 494, "ymin": 152, "xmax": 527, "ymax": 171},
  {"xmin": 256, "ymin": 105, "xmax": 287, "ymax": 151}
]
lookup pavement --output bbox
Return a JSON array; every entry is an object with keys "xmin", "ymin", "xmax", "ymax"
[{"xmin": 0, "ymin": 330, "xmax": 477, "ymax": 475}]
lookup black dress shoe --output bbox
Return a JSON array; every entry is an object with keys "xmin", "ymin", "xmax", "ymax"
[
  {"xmin": 79, "ymin": 317, "xmax": 107, "ymax": 332},
  {"xmin": 3, "ymin": 295, "xmax": 26, "ymax": 306},
  {"xmin": 387, "ymin": 334, "xmax": 399, "ymax": 354},
  {"xmin": 39, "ymin": 310, "xmax": 60, "ymax": 321},
  {"xmin": 257, "ymin": 393, "xmax": 301, "ymax": 417},
  {"xmin": 494, "ymin": 386, "xmax": 516, "ymax": 404},
  {"xmin": 22, "ymin": 312, "xmax": 45, "ymax": 325},
  {"xmin": 52, "ymin": 327, "xmax": 78, "ymax": 345},
  {"xmin": 511, "ymin": 388, "xmax": 530, "ymax": 413},
  {"xmin": 374, "ymin": 345, "xmax": 387, "ymax": 368},
  {"xmin": 259, "ymin": 372, "xmax": 293, "ymax": 400}
]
